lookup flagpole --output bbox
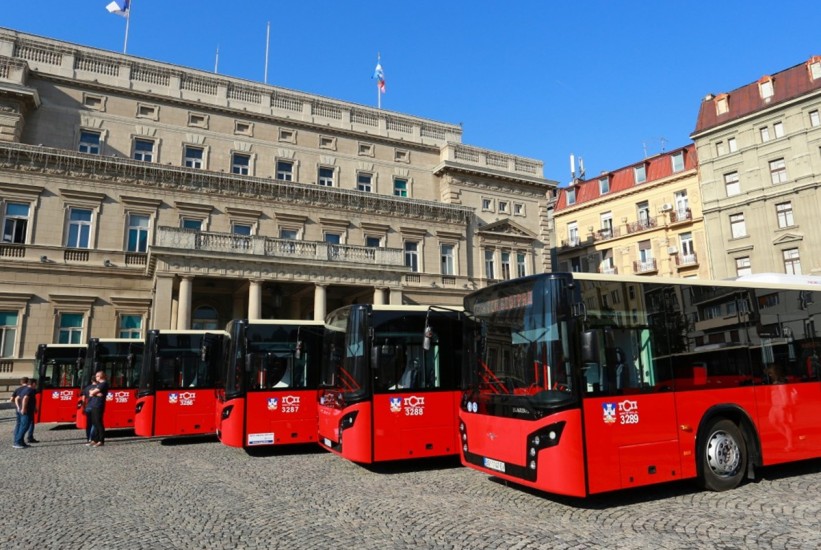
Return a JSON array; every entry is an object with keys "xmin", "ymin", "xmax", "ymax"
[
  {"xmin": 264, "ymin": 21, "xmax": 270, "ymax": 84},
  {"xmin": 123, "ymin": 0, "xmax": 131, "ymax": 54},
  {"xmin": 377, "ymin": 52, "xmax": 381, "ymax": 110},
  {"xmin": 214, "ymin": 45, "xmax": 219, "ymax": 74}
]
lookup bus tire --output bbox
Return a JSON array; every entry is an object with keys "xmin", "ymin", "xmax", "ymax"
[{"xmin": 699, "ymin": 418, "xmax": 747, "ymax": 492}]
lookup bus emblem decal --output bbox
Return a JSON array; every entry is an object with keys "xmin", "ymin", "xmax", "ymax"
[
  {"xmin": 168, "ymin": 393, "xmax": 178, "ymax": 404},
  {"xmin": 389, "ymin": 397, "xmax": 402, "ymax": 413},
  {"xmin": 179, "ymin": 392, "xmax": 196, "ymax": 406},
  {"xmin": 267, "ymin": 397, "xmax": 279, "ymax": 411},
  {"xmin": 602, "ymin": 402, "xmax": 617, "ymax": 424},
  {"xmin": 403, "ymin": 395, "xmax": 425, "ymax": 416}
]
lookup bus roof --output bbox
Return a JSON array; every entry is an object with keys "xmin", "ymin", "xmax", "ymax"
[
  {"xmin": 38, "ymin": 343, "xmax": 87, "ymax": 349},
  {"xmin": 236, "ymin": 319, "xmax": 325, "ymax": 326},
  {"xmin": 556, "ymin": 272, "xmax": 821, "ymax": 293},
  {"xmin": 148, "ymin": 329, "xmax": 231, "ymax": 336}
]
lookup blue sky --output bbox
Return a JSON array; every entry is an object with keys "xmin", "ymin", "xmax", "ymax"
[{"xmin": 2, "ymin": 1, "xmax": 818, "ymax": 185}]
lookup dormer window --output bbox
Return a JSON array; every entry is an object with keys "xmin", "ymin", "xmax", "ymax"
[
  {"xmin": 599, "ymin": 176, "xmax": 610, "ymax": 194},
  {"xmin": 566, "ymin": 188, "xmax": 576, "ymax": 205},
  {"xmin": 808, "ymin": 57, "xmax": 821, "ymax": 80},
  {"xmin": 633, "ymin": 165, "xmax": 646, "ymax": 184},
  {"xmin": 671, "ymin": 151, "xmax": 685, "ymax": 173},
  {"xmin": 715, "ymin": 94, "xmax": 729, "ymax": 115},
  {"xmin": 759, "ymin": 76, "xmax": 774, "ymax": 100}
]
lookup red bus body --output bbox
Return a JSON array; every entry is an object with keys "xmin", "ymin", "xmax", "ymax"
[
  {"xmin": 317, "ymin": 305, "xmax": 468, "ymax": 464},
  {"xmin": 218, "ymin": 320, "xmax": 324, "ymax": 448},
  {"xmin": 75, "ymin": 338, "xmax": 144, "ymax": 431},
  {"xmin": 35, "ymin": 343, "xmax": 87, "ymax": 424},
  {"xmin": 459, "ymin": 273, "xmax": 821, "ymax": 497},
  {"xmin": 134, "ymin": 330, "xmax": 228, "ymax": 438}
]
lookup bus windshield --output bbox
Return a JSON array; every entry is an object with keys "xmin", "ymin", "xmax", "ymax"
[
  {"xmin": 140, "ymin": 332, "xmax": 224, "ymax": 393},
  {"xmin": 84, "ymin": 340, "xmax": 143, "ymax": 388},
  {"xmin": 37, "ymin": 345, "xmax": 86, "ymax": 388},
  {"xmin": 320, "ymin": 306, "xmax": 368, "ymax": 401},
  {"xmin": 464, "ymin": 275, "xmax": 576, "ymax": 410}
]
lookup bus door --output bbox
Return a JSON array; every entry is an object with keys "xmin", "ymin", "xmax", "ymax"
[
  {"xmin": 580, "ymin": 326, "xmax": 681, "ymax": 494},
  {"xmin": 37, "ymin": 346, "xmax": 86, "ymax": 423},
  {"xmin": 371, "ymin": 325, "xmax": 459, "ymax": 461}
]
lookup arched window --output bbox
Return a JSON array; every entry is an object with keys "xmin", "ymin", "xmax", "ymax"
[{"xmin": 192, "ymin": 306, "xmax": 219, "ymax": 330}]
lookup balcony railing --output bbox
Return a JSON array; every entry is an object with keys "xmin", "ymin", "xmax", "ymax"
[
  {"xmin": 599, "ymin": 266, "xmax": 618, "ymax": 275},
  {"xmin": 155, "ymin": 227, "xmax": 405, "ymax": 267},
  {"xmin": 676, "ymin": 253, "xmax": 698, "ymax": 267},
  {"xmin": 633, "ymin": 258, "xmax": 657, "ymax": 274},
  {"xmin": 594, "ymin": 227, "xmax": 621, "ymax": 242},
  {"xmin": 670, "ymin": 208, "xmax": 692, "ymax": 224},
  {"xmin": 626, "ymin": 217, "xmax": 657, "ymax": 234}
]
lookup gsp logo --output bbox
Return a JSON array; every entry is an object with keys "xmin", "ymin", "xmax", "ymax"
[{"xmin": 52, "ymin": 390, "xmax": 74, "ymax": 401}]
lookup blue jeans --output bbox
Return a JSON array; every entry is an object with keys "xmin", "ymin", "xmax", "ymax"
[{"xmin": 14, "ymin": 414, "xmax": 33, "ymax": 447}]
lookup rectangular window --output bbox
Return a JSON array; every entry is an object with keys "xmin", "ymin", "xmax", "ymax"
[
  {"xmin": 133, "ymin": 138, "xmax": 154, "ymax": 162},
  {"xmin": 513, "ymin": 203, "xmax": 524, "ymax": 216},
  {"xmin": 728, "ymin": 137, "xmax": 737, "ymax": 152},
  {"xmin": 181, "ymin": 218, "xmax": 202, "ymax": 231},
  {"xmin": 716, "ymin": 141, "xmax": 726, "ymax": 156},
  {"xmin": 760, "ymin": 79, "xmax": 774, "ymax": 99},
  {"xmin": 394, "ymin": 178, "xmax": 408, "ymax": 197},
  {"xmin": 600, "ymin": 212, "xmax": 613, "ymax": 237},
  {"xmin": 498, "ymin": 200, "xmax": 509, "ymax": 214},
  {"xmin": 118, "ymin": 314, "xmax": 142, "ymax": 339},
  {"xmin": 776, "ymin": 202, "xmax": 794, "ymax": 228},
  {"xmin": 404, "ymin": 241, "xmax": 419, "ymax": 272},
  {"xmin": 679, "ymin": 232, "xmax": 694, "ymax": 257},
  {"xmin": 357, "ymin": 172, "xmax": 372, "ymax": 192},
  {"xmin": 633, "ymin": 166, "xmax": 646, "ymax": 184},
  {"xmin": 440, "ymin": 244, "xmax": 455, "ymax": 275},
  {"xmin": 730, "ymin": 213, "xmax": 747, "ymax": 239},
  {"xmin": 79, "ymin": 130, "xmax": 101, "ymax": 154},
  {"xmin": 484, "ymin": 250, "xmax": 495, "ymax": 279},
  {"xmin": 184, "ymin": 146, "xmax": 204, "ymax": 169},
  {"xmin": 482, "ymin": 198, "xmax": 493, "ymax": 211},
  {"xmin": 671, "ymin": 151, "xmax": 684, "ymax": 172},
  {"xmin": 716, "ymin": 96, "xmax": 729, "ymax": 115},
  {"xmin": 66, "ymin": 208, "xmax": 92, "ymax": 248},
  {"xmin": 232, "ymin": 153, "xmax": 250, "ymax": 175},
  {"xmin": 58, "ymin": 312, "xmax": 84, "ymax": 344},
  {"xmin": 724, "ymin": 171, "xmax": 740, "ymax": 196},
  {"xmin": 760, "ymin": 127, "xmax": 771, "ymax": 143},
  {"xmin": 318, "ymin": 167, "xmax": 335, "ymax": 187},
  {"xmin": 567, "ymin": 222, "xmax": 579, "ymax": 246},
  {"xmin": 773, "ymin": 121, "xmax": 784, "ymax": 138},
  {"xmin": 126, "ymin": 213, "xmax": 150, "ymax": 253},
  {"xmin": 279, "ymin": 228, "xmax": 298, "ymax": 240},
  {"xmin": 636, "ymin": 201, "xmax": 651, "ymax": 226},
  {"xmin": 365, "ymin": 236, "xmax": 382, "ymax": 248},
  {"xmin": 599, "ymin": 176, "xmax": 610, "ymax": 194},
  {"xmin": 516, "ymin": 252, "xmax": 526, "ymax": 278},
  {"xmin": 500, "ymin": 251, "xmax": 511, "ymax": 280},
  {"xmin": 810, "ymin": 110, "xmax": 820, "ymax": 128},
  {"xmin": 0, "ymin": 311, "xmax": 17, "ymax": 358},
  {"xmin": 735, "ymin": 257, "xmax": 752, "ymax": 277},
  {"xmin": 232, "ymin": 223, "xmax": 252, "ymax": 236},
  {"xmin": 769, "ymin": 158, "xmax": 787, "ymax": 184},
  {"xmin": 566, "ymin": 188, "xmax": 576, "ymax": 205},
  {"xmin": 276, "ymin": 160, "xmax": 294, "ymax": 181},
  {"xmin": 783, "ymin": 248, "xmax": 801, "ymax": 275},
  {"xmin": 2, "ymin": 202, "xmax": 29, "ymax": 244}
]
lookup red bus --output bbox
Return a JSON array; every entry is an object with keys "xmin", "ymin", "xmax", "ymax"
[
  {"xmin": 75, "ymin": 338, "xmax": 144, "ymax": 431},
  {"xmin": 135, "ymin": 329, "xmax": 228, "ymax": 438},
  {"xmin": 318, "ymin": 305, "xmax": 470, "ymax": 463},
  {"xmin": 218, "ymin": 319, "xmax": 325, "ymax": 448},
  {"xmin": 459, "ymin": 272, "xmax": 821, "ymax": 497},
  {"xmin": 35, "ymin": 343, "xmax": 87, "ymax": 424}
]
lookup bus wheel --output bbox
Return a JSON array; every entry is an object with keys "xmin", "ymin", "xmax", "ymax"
[{"xmin": 700, "ymin": 418, "xmax": 747, "ymax": 492}]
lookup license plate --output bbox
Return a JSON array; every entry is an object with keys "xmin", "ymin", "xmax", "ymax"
[{"xmin": 483, "ymin": 457, "xmax": 506, "ymax": 473}]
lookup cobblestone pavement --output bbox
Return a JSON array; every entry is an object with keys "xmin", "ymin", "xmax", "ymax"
[{"xmin": 1, "ymin": 407, "xmax": 819, "ymax": 550}]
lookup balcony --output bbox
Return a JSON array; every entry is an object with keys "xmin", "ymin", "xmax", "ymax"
[
  {"xmin": 675, "ymin": 252, "xmax": 698, "ymax": 268},
  {"xmin": 626, "ymin": 217, "xmax": 657, "ymax": 235},
  {"xmin": 633, "ymin": 258, "xmax": 658, "ymax": 274},
  {"xmin": 670, "ymin": 208, "xmax": 692, "ymax": 224},
  {"xmin": 154, "ymin": 226, "xmax": 406, "ymax": 267},
  {"xmin": 594, "ymin": 227, "xmax": 621, "ymax": 242},
  {"xmin": 599, "ymin": 266, "xmax": 618, "ymax": 275}
]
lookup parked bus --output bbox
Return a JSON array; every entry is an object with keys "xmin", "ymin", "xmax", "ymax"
[
  {"xmin": 459, "ymin": 272, "xmax": 821, "ymax": 497},
  {"xmin": 75, "ymin": 338, "xmax": 144, "ymax": 431},
  {"xmin": 218, "ymin": 319, "xmax": 325, "ymax": 448},
  {"xmin": 318, "ymin": 305, "xmax": 470, "ymax": 463},
  {"xmin": 135, "ymin": 329, "xmax": 228, "ymax": 438},
  {"xmin": 35, "ymin": 343, "xmax": 87, "ymax": 424}
]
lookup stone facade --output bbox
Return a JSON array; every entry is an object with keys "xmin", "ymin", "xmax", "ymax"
[{"xmin": 0, "ymin": 28, "xmax": 555, "ymax": 377}]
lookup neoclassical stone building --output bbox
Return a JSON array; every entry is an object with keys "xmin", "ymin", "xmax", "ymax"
[{"xmin": 0, "ymin": 28, "xmax": 555, "ymax": 376}]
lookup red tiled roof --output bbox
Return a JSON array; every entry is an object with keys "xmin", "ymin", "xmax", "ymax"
[
  {"xmin": 554, "ymin": 144, "xmax": 696, "ymax": 212},
  {"xmin": 692, "ymin": 56, "xmax": 821, "ymax": 135}
]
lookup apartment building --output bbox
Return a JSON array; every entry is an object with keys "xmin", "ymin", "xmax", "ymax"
[
  {"xmin": 553, "ymin": 145, "xmax": 708, "ymax": 280},
  {"xmin": 691, "ymin": 56, "xmax": 821, "ymax": 278},
  {"xmin": 0, "ymin": 28, "xmax": 555, "ymax": 376}
]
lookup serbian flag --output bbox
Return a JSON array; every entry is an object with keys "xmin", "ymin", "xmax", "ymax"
[
  {"xmin": 106, "ymin": 0, "xmax": 130, "ymax": 17},
  {"xmin": 373, "ymin": 60, "xmax": 386, "ymax": 93}
]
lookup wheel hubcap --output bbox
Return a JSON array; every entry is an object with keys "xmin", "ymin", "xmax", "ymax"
[{"xmin": 706, "ymin": 430, "xmax": 740, "ymax": 477}]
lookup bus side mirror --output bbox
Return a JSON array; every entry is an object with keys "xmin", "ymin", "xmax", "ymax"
[
  {"xmin": 581, "ymin": 330, "xmax": 600, "ymax": 364},
  {"xmin": 295, "ymin": 341, "xmax": 302, "ymax": 360},
  {"xmin": 423, "ymin": 327, "xmax": 433, "ymax": 351}
]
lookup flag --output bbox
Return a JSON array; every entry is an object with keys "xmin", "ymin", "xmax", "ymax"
[
  {"xmin": 373, "ymin": 60, "xmax": 386, "ymax": 93},
  {"xmin": 106, "ymin": 0, "xmax": 130, "ymax": 17}
]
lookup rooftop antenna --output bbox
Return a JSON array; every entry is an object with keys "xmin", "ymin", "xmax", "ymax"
[
  {"xmin": 214, "ymin": 44, "xmax": 219, "ymax": 74},
  {"xmin": 642, "ymin": 142, "xmax": 648, "ymax": 158},
  {"xmin": 578, "ymin": 156, "xmax": 585, "ymax": 180},
  {"xmin": 264, "ymin": 21, "xmax": 270, "ymax": 84},
  {"xmin": 660, "ymin": 137, "xmax": 668, "ymax": 152},
  {"xmin": 570, "ymin": 153, "xmax": 576, "ymax": 183}
]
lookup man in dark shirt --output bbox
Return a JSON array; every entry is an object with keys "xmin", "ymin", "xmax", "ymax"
[
  {"xmin": 25, "ymin": 379, "xmax": 39, "ymax": 443},
  {"xmin": 87, "ymin": 371, "xmax": 109, "ymax": 447},
  {"xmin": 13, "ymin": 379, "xmax": 35, "ymax": 449},
  {"xmin": 11, "ymin": 377, "xmax": 29, "ymax": 449}
]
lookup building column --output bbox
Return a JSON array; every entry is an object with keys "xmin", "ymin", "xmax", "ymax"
[
  {"xmin": 152, "ymin": 274, "xmax": 175, "ymax": 330},
  {"xmin": 248, "ymin": 280, "xmax": 262, "ymax": 320},
  {"xmin": 313, "ymin": 283, "xmax": 327, "ymax": 322},
  {"xmin": 177, "ymin": 275, "xmax": 193, "ymax": 330},
  {"xmin": 389, "ymin": 288, "xmax": 403, "ymax": 305},
  {"xmin": 374, "ymin": 287, "xmax": 387, "ymax": 305}
]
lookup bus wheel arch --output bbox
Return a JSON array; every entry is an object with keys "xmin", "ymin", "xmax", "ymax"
[{"xmin": 696, "ymin": 406, "xmax": 759, "ymax": 491}]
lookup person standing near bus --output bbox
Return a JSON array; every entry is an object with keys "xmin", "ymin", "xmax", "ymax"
[
  {"xmin": 87, "ymin": 371, "xmax": 109, "ymax": 447},
  {"xmin": 10, "ymin": 377, "xmax": 29, "ymax": 448},
  {"xmin": 25, "ymin": 379, "xmax": 39, "ymax": 444},
  {"xmin": 80, "ymin": 378, "xmax": 97, "ymax": 443},
  {"xmin": 13, "ymin": 379, "xmax": 35, "ymax": 449}
]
